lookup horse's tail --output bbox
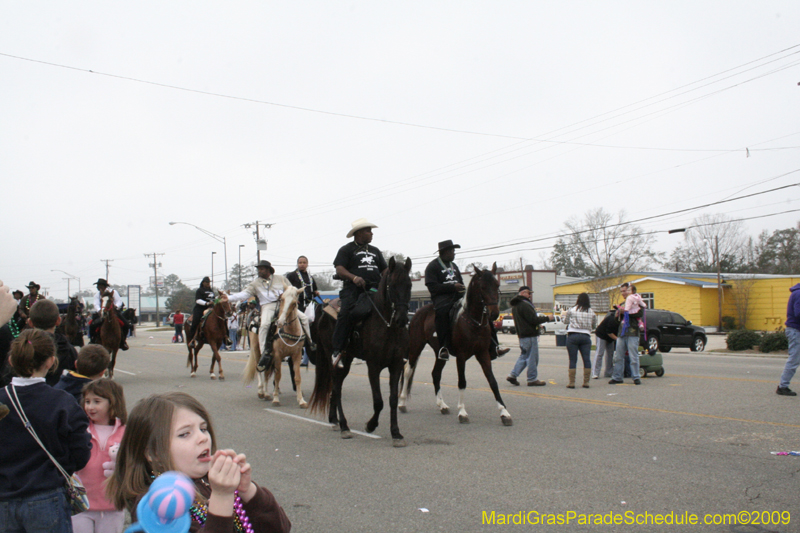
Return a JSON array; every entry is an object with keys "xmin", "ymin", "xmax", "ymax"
[
  {"xmin": 308, "ymin": 317, "xmax": 333, "ymax": 416},
  {"xmin": 242, "ymin": 331, "xmax": 260, "ymax": 384},
  {"xmin": 404, "ymin": 309, "xmax": 429, "ymax": 397}
]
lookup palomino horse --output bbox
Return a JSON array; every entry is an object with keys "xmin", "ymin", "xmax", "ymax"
[
  {"xmin": 99, "ymin": 292, "xmax": 122, "ymax": 378},
  {"xmin": 399, "ymin": 263, "xmax": 512, "ymax": 426},
  {"xmin": 243, "ymin": 284, "xmax": 307, "ymax": 407},
  {"xmin": 185, "ymin": 293, "xmax": 232, "ymax": 380},
  {"xmin": 309, "ymin": 256, "xmax": 412, "ymax": 447}
]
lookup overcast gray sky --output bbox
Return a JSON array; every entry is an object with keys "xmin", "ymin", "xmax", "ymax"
[{"xmin": 2, "ymin": 1, "xmax": 799, "ymax": 300}]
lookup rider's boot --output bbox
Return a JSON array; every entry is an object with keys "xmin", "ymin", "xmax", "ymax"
[
  {"xmin": 257, "ymin": 347, "xmax": 273, "ymax": 372},
  {"xmin": 120, "ymin": 338, "xmax": 129, "ymax": 351}
]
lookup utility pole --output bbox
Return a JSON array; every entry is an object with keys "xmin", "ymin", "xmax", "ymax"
[
  {"xmin": 716, "ymin": 235, "xmax": 722, "ymax": 333},
  {"xmin": 100, "ymin": 259, "xmax": 114, "ymax": 280},
  {"xmin": 145, "ymin": 253, "xmax": 165, "ymax": 325},
  {"xmin": 243, "ymin": 221, "xmax": 273, "ymax": 263}
]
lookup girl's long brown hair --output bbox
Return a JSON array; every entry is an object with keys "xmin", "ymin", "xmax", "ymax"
[{"xmin": 106, "ymin": 392, "xmax": 216, "ymax": 512}]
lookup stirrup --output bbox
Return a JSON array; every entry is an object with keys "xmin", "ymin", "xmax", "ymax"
[
  {"xmin": 332, "ymin": 350, "xmax": 344, "ymax": 369},
  {"xmin": 437, "ymin": 347, "xmax": 450, "ymax": 361}
]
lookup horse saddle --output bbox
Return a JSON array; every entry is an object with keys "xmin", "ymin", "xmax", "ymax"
[
  {"xmin": 323, "ymin": 298, "xmax": 341, "ymax": 319},
  {"xmin": 449, "ymin": 297, "xmax": 464, "ymax": 325}
]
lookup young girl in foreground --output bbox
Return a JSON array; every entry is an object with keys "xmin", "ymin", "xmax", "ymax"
[
  {"xmin": 107, "ymin": 392, "xmax": 291, "ymax": 533},
  {"xmin": 73, "ymin": 379, "xmax": 127, "ymax": 533}
]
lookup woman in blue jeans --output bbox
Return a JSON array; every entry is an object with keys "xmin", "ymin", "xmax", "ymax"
[{"xmin": 563, "ymin": 293, "xmax": 597, "ymax": 389}]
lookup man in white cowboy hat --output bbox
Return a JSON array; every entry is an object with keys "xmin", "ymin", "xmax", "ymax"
[
  {"xmin": 227, "ymin": 259, "xmax": 315, "ymax": 371},
  {"xmin": 425, "ymin": 240, "xmax": 466, "ymax": 361},
  {"xmin": 90, "ymin": 278, "xmax": 130, "ymax": 350},
  {"xmin": 330, "ymin": 218, "xmax": 388, "ymax": 367}
]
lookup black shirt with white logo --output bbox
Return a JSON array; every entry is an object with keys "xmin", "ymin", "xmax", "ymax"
[
  {"xmin": 334, "ymin": 242, "xmax": 388, "ymax": 295},
  {"xmin": 425, "ymin": 257, "xmax": 464, "ymax": 306}
]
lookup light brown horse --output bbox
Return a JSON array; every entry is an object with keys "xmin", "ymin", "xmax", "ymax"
[
  {"xmin": 243, "ymin": 283, "xmax": 307, "ymax": 407},
  {"xmin": 99, "ymin": 292, "xmax": 121, "ymax": 378},
  {"xmin": 186, "ymin": 293, "xmax": 232, "ymax": 380}
]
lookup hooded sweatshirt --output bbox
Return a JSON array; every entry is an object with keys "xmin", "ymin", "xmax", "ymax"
[
  {"xmin": 77, "ymin": 417, "xmax": 126, "ymax": 512},
  {"xmin": 785, "ymin": 283, "xmax": 800, "ymax": 330}
]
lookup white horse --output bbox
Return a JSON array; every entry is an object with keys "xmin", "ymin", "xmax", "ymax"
[{"xmin": 243, "ymin": 283, "xmax": 307, "ymax": 407}]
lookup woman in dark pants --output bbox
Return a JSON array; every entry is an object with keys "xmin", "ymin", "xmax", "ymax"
[{"xmin": 563, "ymin": 293, "xmax": 598, "ymax": 389}]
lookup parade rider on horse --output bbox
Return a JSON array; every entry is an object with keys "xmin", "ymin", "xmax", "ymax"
[
  {"xmin": 425, "ymin": 240, "xmax": 466, "ymax": 361},
  {"xmin": 424, "ymin": 240, "xmax": 509, "ymax": 361},
  {"xmin": 330, "ymin": 218, "xmax": 388, "ymax": 368},
  {"xmin": 227, "ymin": 260, "xmax": 316, "ymax": 372},
  {"xmin": 18, "ymin": 281, "xmax": 45, "ymax": 322},
  {"xmin": 90, "ymin": 278, "xmax": 130, "ymax": 351}
]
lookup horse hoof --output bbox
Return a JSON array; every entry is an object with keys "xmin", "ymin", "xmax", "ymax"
[
  {"xmin": 458, "ymin": 414, "xmax": 469, "ymax": 424},
  {"xmin": 392, "ymin": 438, "xmax": 407, "ymax": 448},
  {"xmin": 265, "ymin": 394, "xmax": 273, "ymax": 401},
  {"xmin": 210, "ymin": 374, "xmax": 216, "ymax": 380},
  {"xmin": 257, "ymin": 392, "xmax": 266, "ymax": 399},
  {"xmin": 501, "ymin": 416, "xmax": 513, "ymax": 427},
  {"xmin": 272, "ymin": 400, "xmax": 281, "ymax": 406},
  {"xmin": 440, "ymin": 407, "xmax": 450, "ymax": 415},
  {"xmin": 399, "ymin": 405, "xmax": 407, "ymax": 413},
  {"xmin": 341, "ymin": 430, "xmax": 353, "ymax": 439},
  {"xmin": 219, "ymin": 374, "xmax": 225, "ymax": 381},
  {"xmin": 190, "ymin": 372, "xmax": 196, "ymax": 378},
  {"xmin": 299, "ymin": 401, "xmax": 308, "ymax": 409},
  {"xmin": 364, "ymin": 422, "xmax": 378, "ymax": 434}
]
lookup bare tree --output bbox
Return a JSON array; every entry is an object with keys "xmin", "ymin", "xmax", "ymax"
[
  {"xmin": 553, "ymin": 208, "xmax": 662, "ymax": 277},
  {"xmin": 728, "ymin": 275, "xmax": 757, "ymax": 329},
  {"xmin": 668, "ymin": 214, "xmax": 747, "ymax": 272},
  {"xmin": 312, "ymin": 270, "xmax": 342, "ymax": 291}
]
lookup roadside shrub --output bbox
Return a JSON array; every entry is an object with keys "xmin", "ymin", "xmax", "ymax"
[
  {"xmin": 722, "ymin": 316, "xmax": 737, "ymax": 331},
  {"xmin": 759, "ymin": 329, "xmax": 788, "ymax": 353},
  {"xmin": 726, "ymin": 329, "xmax": 761, "ymax": 351}
]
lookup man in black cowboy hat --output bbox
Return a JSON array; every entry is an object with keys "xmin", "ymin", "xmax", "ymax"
[
  {"xmin": 90, "ymin": 278, "xmax": 130, "ymax": 350},
  {"xmin": 330, "ymin": 218, "xmax": 388, "ymax": 367},
  {"xmin": 187, "ymin": 276, "xmax": 217, "ymax": 349},
  {"xmin": 227, "ymin": 260, "xmax": 315, "ymax": 371},
  {"xmin": 425, "ymin": 240, "xmax": 466, "ymax": 361},
  {"xmin": 18, "ymin": 282, "xmax": 45, "ymax": 321}
]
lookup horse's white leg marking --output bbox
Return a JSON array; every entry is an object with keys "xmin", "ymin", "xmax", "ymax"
[
  {"xmin": 498, "ymin": 402, "xmax": 511, "ymax": 419},
  {"xmin": 399, "ymin": 362, "xmax": 413, "ymax": 409},
  {"xmin": 258, "ymin": 371, "xmax": 267, "ymax": 399},
  {"xmin": 436, "ymin": 390, "xmax": 450, "ymax": 414},
  {"xmin": 457, "ymin": 388, "xmax": 468, "ymax": 420}
]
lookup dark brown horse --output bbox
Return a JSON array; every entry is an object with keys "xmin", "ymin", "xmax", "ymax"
[
  {"xmin": 399, "ymin": 263, "xmax": 512, "ymax": 426},
  {"xmin": 309, "ymin": 256, "xmax": 412, "ymax": 447},
  {"xmin": 99, "ymin": 292, "xmax": 122, "ymax": 378},
  {"xmin": 186, "ymin": 293, "xmax": 232, "ymax": 380},
  {"xmin": 63, "ymin": 297, "xmax": 84, "ymax": 347}
]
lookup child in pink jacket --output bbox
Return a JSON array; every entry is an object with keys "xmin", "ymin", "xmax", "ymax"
[
  {"xmin": 624, "ymin": 285, "xmax": 647, "ymax": 331},
  {"xmin": 73, "ymin": 378, "xmax": 127, "ymax": 533}
]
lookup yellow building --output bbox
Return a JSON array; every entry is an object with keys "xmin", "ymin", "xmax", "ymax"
[{"xmin": 552, "ymin": 272, "xmax": 800, "ymax": 332}]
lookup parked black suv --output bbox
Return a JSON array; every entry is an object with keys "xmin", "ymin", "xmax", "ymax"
[{"xmin": 638, "ymin": 309, "xmax": 707, "ymax": 354}]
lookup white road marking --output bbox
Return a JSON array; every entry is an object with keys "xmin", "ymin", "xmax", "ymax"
[
  {"xmin": 113, "ymin": 368, "xmax": 136, "ymax": 376},
  {"xmin": 263, "ymin": 408, "xmax": 382, "ymax": 439}
]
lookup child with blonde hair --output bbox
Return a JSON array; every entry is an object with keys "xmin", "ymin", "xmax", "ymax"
[
  {"xmin": 72, "ymin": 378, "xmax": 127, "ymax": 533},
  {"xmin": 107, "ymin": 392, "xmax": 291, "ymax": 533}
]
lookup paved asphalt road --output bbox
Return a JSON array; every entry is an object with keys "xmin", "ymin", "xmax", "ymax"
[{"xmin": 112, "ymin": 328, "xmax": 797, "ymax": 532}]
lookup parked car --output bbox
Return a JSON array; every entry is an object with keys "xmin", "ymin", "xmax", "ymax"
[
  {"xmin": 494, "ymin": 313, "xmax": 512, "ymax": 331},
  {"xmin": 167, "ymin": 312, "xmax": 177, "ymax": 326},
  {"xmin": 501, "ymin": 315, "xmax": 516, "ymax": 334},
  {"xmin": 540, "ymin": 313, "xmax": 566, "ymax": 335},
  {"xmin": 638, "ymin": 309, "xmax": 706, "ymax": 354}
]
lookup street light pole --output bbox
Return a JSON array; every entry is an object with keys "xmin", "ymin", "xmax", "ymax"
[
  {"xmin": 716, "ymin": 235, "xmax": 722, "ymax": 333},
  {"xmin": 238, "ymin": 245, "xmax": 245, "ymax": 291},
  {"xmin": 50, "ymin": 270, "xmax": 80, "ymax": 298},
  {"xmin": 211, "ymin": 252, "xmax": 217, "ymax": 287},
  {"xmin": 168, "ymin": 222, "xmax": 228, "ymax": 288}
]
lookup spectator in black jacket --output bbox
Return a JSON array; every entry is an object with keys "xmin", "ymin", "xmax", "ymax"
[
  {"xmin": 506, "ymin": 286, "xmax": 552, "ymax": 386},
  {"xmin": 0, "ymin": 328, "xmax": 92, "ymax": 533}
]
